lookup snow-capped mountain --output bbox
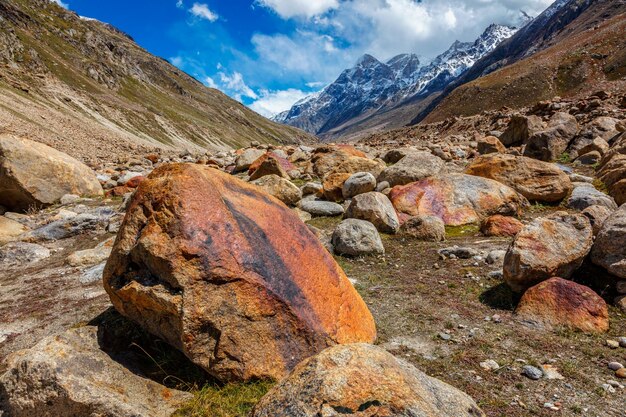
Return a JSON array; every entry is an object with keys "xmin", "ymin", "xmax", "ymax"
[{"xmin": 274, "ymin": 23, "xmax": 517, "ymax": 136}]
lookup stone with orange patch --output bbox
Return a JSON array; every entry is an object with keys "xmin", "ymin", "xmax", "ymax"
[
  {"xmin": 103, "ymin": 163, "xmax": 376, "ymax": 382},
  {"xmin": 124, "ymin": 176, "xmax": 146, "ymax": 188},
  {"xmin": 465, "ymin": 154, "xmax": 572, "ymax": 203},
  {"xmin": 311, "ymin": 146, "xmax": 383, "ymax": 179},
  {"xmin": 389, "ymin": 174, "xmax": 527, "ymax": 226},
  {"xmin": 251, "ymin": 343, "xmax": 485, "ymax": 417},
  {"xmin": 516, "ymin": 277, "xmax": 608, "ymax": 333},
  {"xmin": 504, "ymin": 212, "xmax": 593, "ymax": 293},
  {"xmin": 322, "ymin": 173, "xmax": 352, "ymax": 202},
  {"xmin": 248, "ymin": 152, "xmax": 296, "ymax": 178},
  {"xmin": 481, "ymin": 215, "xmax": 524, "ymax": 237}
]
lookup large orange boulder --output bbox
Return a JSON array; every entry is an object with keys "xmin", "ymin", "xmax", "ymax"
[
  {"xmin": 103, "ymin": 164, "xmax": 376, "ymax": 382},
  {"xmin": 465, "ymin": 154, "xmax": 572, "ymax": 203},
  {"xmin": 516, "ymin": 278, "xmax": 609, "ymax": 333},
  {"xmin": 251, "ymin": 344, "xmax": 485, "ymax": 417},
  {"xmin": 389, "ymin": 174, "xmax": 527, "ymax": 226},
  {"xmin": 481, "ymin": 215, "xmax": 524, "ymax": 237}
]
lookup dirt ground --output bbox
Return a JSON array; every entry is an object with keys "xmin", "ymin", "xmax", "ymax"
[{"xmin": 309, "ymin": 210, "xmax": 626, "ymax": 417}]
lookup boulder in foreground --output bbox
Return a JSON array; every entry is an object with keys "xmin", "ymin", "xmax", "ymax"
[
  {"xmin": 389, "ymin": 174, "xmax": 527, "ymax": 226},
  {"xmin": 251, "ymin": 343, "xmax": 485, "ymax": 417},
  {"xmin": 516, "ymin": 277, "xmax": 608, "ymax": 333},
  {"xmin": 504, "ymin": 212, "xmax": 593, "ymax": 292},
  {"xmin": 0, "ymin": 326, "xmax": 191, "ymax": 417},
  {"xmin": 0, "ymin": 134, "xmax": 103, "ymax": 211},
  {"xmin": 103, "ymin": 164, "xmax": 376, "ymax": 382}
]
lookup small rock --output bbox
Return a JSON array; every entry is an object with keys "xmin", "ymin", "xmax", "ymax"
[
  {"xmin": 439, "ymin": 246, "xmax": 478, "ymax": 259},
  {"xmin": 618, "ymin": 337, "xmax": 626, "ymax": 347},
  {"xmin": 342, "ymin": 172, "xmax": 376, "ymax": 199},
  {"xmin": 331, "ymin": 219, "xmax": 384, "ymax": 257},
  {"xmin": 300, "ymin": 200, "xmax": 344, "ymax": 217},
  {"xmin": 540, "ymin": 364, "xmax": 564, "ymax": 380},
  {"xmin": 607, "ymin": 340, "xmax": 620, "ymax": 349},
  {"xmin": 608, "ymin": 362, "xmax": 624, "ymax": 371},
  {"xmin": 480, "ymin": 360, "xmax": 500, "ymax": 371},
  {"xmin": 522, "ymin": 365, "xmax": 543, "ymax": 380},
  {"xmin": 617, "ymin": 368, "xmax": 626, "ymax": 379}
]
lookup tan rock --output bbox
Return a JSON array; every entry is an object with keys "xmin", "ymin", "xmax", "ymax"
[
  {"xmin": 465, "ymin": 154, "xmax": 572, "ymax": 202},
  {"xmin": 0, "ymin": 216, "xmax": 28, "ymax": 245},
  {"xmin": 323, "ymin": 173, "xmax": 352, "ymax": 202},
  {"xmin": 0, "ymin": 327, "xmax": 191, "ymax": 417},
  {"xmin": 251, "ymin": 174, "xmax": 302, "ymax": 206},
  {"xmin": 251, "ymin": 343, "xmax": 485, "ymax": 417},
  {"xmin": 103, "ymin": 164, "xmax": 376, "ymax": 382},
  {"xmin": 0, "ymin": 135, "xmax": 103, "ymax": 211},
  {"xmin": 477, "ymin": 136, "xmax": 506, "ymax": 154}
]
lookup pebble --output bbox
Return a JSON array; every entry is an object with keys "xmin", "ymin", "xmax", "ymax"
[
  {"xmin": 617, "ymin": 368, "xmax": 626, "ymax": 379},
  {"xmin": 608, "ymin": 361, "xmax": 624, "ymax": 371},
  {"xmin": 541, "ymin": 364, "xmax": 564, "ymax": 380},
  {"xmin": 522, "ymin": 365, "xmax": 543, "ymax": 380},
  {"xmin": 438, "ymin": 332, "xmax": 451, "ymax": 341},
  {"xmin": 543, "ymin": 402, "xmax": 560, "ymax": 411},
  {"xmin": 618, "ymin": 337, "xmax": 626, "ymax": 348},
  {"xmin": 480, "ymin": 359, "xmax": 500, "ymax": 371},
  {"xmin": 607, "ymin": 340, "xmax": 620, "ymax": 349}
]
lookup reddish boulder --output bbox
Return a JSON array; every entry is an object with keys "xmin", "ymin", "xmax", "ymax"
[
  {"xmin": 124, "ymin": 176, "xmax": 147, "ymax": 188},
  {"xmin": 248, "ymin": 152, "xmax": 295, "ymax": 178},
  {"xmin": 311, "ymin": 146, "xmax": 383, "ymax": 179},
  {"xmin": 516, "ymin": 278, "xmax": 609, "ymax": 333},
  {"xmin": 481, "ymin": 215, "xmax": 523, "ymax": 237},
  {"xmin": 105, "ymin": 186, "xmax": 134, "ymax": 197},
  {"xmin": 103, "ymin": 164, "xmax": 376, "ymax": 382},
  {"xmin": 477, "ymin": 136, "xmax": 506, "ymax": 154},
  {"xmin": 389, "ymin": 174, "xmax": 527, "ymax": 226}
]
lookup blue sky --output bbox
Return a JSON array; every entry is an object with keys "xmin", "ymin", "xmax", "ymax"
[{"xmin": 60, "ymin": 0, "xmax": 555, "ymax": 117}]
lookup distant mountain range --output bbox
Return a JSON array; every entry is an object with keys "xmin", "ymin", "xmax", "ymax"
[{"xmin": 274, "ymin": 23, "xmax": 519, "ymax": 140}]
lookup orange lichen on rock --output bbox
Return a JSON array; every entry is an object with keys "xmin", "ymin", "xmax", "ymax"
[
  {"xmin": 103, "ymin": 163, "xmax": 376, "ymax": 382},
  {"xmin": 389, "ymin": 174, "xmax": 527, "ymax": 226}
]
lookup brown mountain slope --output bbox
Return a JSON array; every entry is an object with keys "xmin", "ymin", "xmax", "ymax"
[
  {"xmin": 421, "ymin": 0, "xmax": 626, "ymax": 123},
  {"xmin": 0, "ymin": 0, "xmax": 313, "ymax": 162}
]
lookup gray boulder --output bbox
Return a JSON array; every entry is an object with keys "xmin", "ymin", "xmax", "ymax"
[
  {"xmin": 524, "ymin": 112, "xmax": 578, "ymax": 161},
  {"xmin": 592, "ymin": 204, "xmax": 626, "ymax": 279},
  {"xmin": 504, "ymin": 212, "xmax": 593, "ymax": 292},
  {"xmin": 400, "ymin": 215, "xmax": 445, "ymax": 241},
  {"xmin": 378, "ymin": 152, "xmax": 444, "ymax": 187},
  {"xmin": 300, "ymin": 200, "xmax": 345, "ymax": 217},
  {"xmin": 332, "ymin": 219, "xmax": 384, "ymax": 256},
  {"xmin": 344, "ymin": 192, "xmax": 399, "ymax": 234},
  {"xmin": 566, "ymin": 183, "xmax": 617, "ymax": 211},
  {"xmin": 0, "ymin": 242, "xmax": 50, "ymax": 267},
  {"xmin": 342, "ymin": 172, "xmax": 376, "ymax": 199}
]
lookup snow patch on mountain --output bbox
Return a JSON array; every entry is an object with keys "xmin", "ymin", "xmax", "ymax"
[{"xmin": 274, "ymin": 23, "xmax": 518, "ymax": 134}]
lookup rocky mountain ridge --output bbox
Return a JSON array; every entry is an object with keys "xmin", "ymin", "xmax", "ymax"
[{"xmin": 274, "ymin": 23, "xmax": 518, "ymax": 140}]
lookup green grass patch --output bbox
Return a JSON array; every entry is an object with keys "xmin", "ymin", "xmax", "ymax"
[
  {"xmin": 174, "ymin": 380, "xmax": 274, "ymax": 417},
  {"xmin": 306, "ymin": 215, "xmax": 343, "ymax": 230},
  {"xmin": 445, "ymin": 224, "xmax": 480, "ymax": 238},
  {"xmin": 557, "ymin": 152, "xmax": 572, "ymax": 164}
]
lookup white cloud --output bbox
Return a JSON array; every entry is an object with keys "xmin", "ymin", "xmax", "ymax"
[
  {"xmin": 218, "ymin": 71, "xmax": 258, "ymax": 101},
  {"xmin": 176, "ymin": 0, "xmax": 184, "ymax": 8},
  {"xmin": 170, "ymin": 56, "xmax": 184, "ymax": 67},
  {"xmin": 256, "ymin": 0, "xmax": 339, "ymax": 19},
  {"xmin": 204, "ymin": 76, "xmax": 218, "ymax": 89},
  {"xmin": 50, "ymin": 0, "xmax": 68, "ymax": 8},
  {"xmin": 249, "ymin": 89, "xmax": 310, "ymax": 117},
  {"xmin": 189, "ymin": 3, "xmax": 218, "ymax": 22},
  {"xmin": 248, "ymin": 0, "xmax": 555, "ymax": 87}
]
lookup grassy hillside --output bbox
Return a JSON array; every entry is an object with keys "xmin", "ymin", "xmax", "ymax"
[{"xmin": 0, "ymin": 0, "xmax": 314, "ymax": 161}]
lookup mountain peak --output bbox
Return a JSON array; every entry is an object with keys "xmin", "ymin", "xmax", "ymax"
[{"xmin": 356, "ymin": 54, "xmax": 382, "ymax": 67}]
